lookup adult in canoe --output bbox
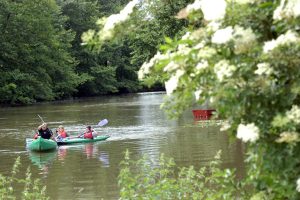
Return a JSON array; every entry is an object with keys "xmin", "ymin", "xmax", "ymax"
[{"xmin": 36, "ymin": 123, "xmax": 53, "ymax": 140}]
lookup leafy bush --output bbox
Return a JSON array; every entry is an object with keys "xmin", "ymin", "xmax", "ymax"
[
  {"xmin": 0, "ymin": 157, "xmax": 48, "ymax": 200},
  {"xmin": 119, "ymin": 150, "xmax": 246, "ymax": 200}
]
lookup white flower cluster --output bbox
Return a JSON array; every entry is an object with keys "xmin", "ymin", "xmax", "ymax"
[
  {"xmin": 96, "ymin": 0, "xmax": 138, "ymax": 41},
  {"xmin": 193, "ymin": 41, "xmax": 205, "ymax": 50},
  {"xmin": 200, "ymin": 0, "xmax": 227, "ymax": 21},
  {"xmin": 197, "ymin": 46, "xmax": 217, "ymax": 59},
  {"xmin": 103, "ymin": 0, "xmax": 138, "ymax": 31},
  {"xmin": 233, "ymin": 26, "xmax": 257, "ymax": 54},
  {"xmin": 220, "ymin": 121, "xmax": 231, "ymax": 132},
  {"xmin": 194, "ymin": 89, "xmax": 202, "ymax": 100},
  {"xmin": 165, "ymin": 70, "xmax": 185, "ymax": 95},
  {"xmin": 207, "ymin": 21, "xmax": 221, "ymax": 32},
  {"xmin": 186, "ymin": 0, "xmax": 227, "ymax": 21},
  {"xmin": 237, "ymin": 123, "xmax": 260, "ymax": 143},
  {"xmin": 183, "ymin": 29, "xmax": 204, "ymax": 41},
  {"xmin": 181, "ymin": 32, "xmax": 191, "ymax": 40},
  {"xmin": 186, "ymin": 0, "xmax": 202, "ymax": 13},
  {"xmin": 286, "ymin": 105, "xmax": 300, "ymax": 124},
  {"xmin": 214, "ymin": 60, "xmax": 237, "ymax": 82},
  {"xmin": 276, "ymin": 131, "xmax": 299, "ymax": 143},
  {"xmin": 297, "ymin": 178, "xmax": 300, "ymax": 192},
  {"xmin": 212, "ymin": 26, "xmax": 256, "ymax": 54},
  {"xmin": 212, "ymin": 26, "xmax": 233, "ymax": 44},
  {"xmin": 138, "ymin": 52, "xmax": 168, "ymax": 80},
  {"xmin": 196, "ymin": 60, "xmax": 209, "ymax": 71},
  {"xmin": 177, "ymin": 44, "xmax": 192, "ymax": 55},
  {"xmin": 254, "ymin": 62, "xmax": 273, "ymax": 76},
  {"xmin": 273, "ymin": 0, "xmax": 300, "ymax": 20},
  {"xmin": 263, "ymin": 30, "xmax": 299, "ymax": 53},
  {"xmin": 81, "ymin": 30, "xmax": 96, "ymax": 44},
  {"xmin": 164, "ymin": 61, "xmax": 180, "ymax": 72}
]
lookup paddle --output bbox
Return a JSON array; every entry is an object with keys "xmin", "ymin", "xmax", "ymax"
[
  {"xmin": 34, "ymin": 115, "xmax": 45, "ymax": 139},
  {"xmin": 97, "ymin": 119, "xmax": 108, "ymax": 127},
  {"xmin": 37, "ymin": 114, "xmax": 45, "ymax": 123}
]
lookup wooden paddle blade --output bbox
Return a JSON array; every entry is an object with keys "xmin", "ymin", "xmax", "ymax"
[{"xmin": 98, "ymin": 119, "xmax": 108, "ymax": 126}]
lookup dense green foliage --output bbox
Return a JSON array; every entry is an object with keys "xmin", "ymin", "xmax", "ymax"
[
  {"xmin": 0, "ymin": 157, "xmax": 48, "ymax": 199},
  {"xmin": 128, "ymin": 0, "xmax": 192, "ymax": 69},
  {"xmin": 82, "ymin": 0, "xmax": 194, "ymax": 92},
  {"xmin": 116, "ymin": 0, "xmax": 194, "ymax": 92},
  {"xmin": 58, "ymin": 0, "xmax": 127, "ymax": 96},
  {"xmin": 119, "ymin": 150, "xmax": 245, "ymax": 199},
  {"xmin": 0, "ymin": 0, "xmax": 83, "ymax": 104},
  {"xmin": 0, "ymin": 0, "xmax": 193, "ymax": 104},
  {"xmin": 127, "ymin": 0, "xmax": 193, "ymax": 90}
]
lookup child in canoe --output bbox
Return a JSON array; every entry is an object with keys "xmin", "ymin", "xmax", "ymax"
[
  {"xmin": 78, "ymin": 126, "xmax": 97, "ymax": 139},
  {"xmin": 56, "ymin": 125, "xmax": 69, "ymax": 141}
]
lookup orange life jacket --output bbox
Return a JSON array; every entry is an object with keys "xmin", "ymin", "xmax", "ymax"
[
  {"xmin": 84, "ymin": 131, "xmax": 93, "ymax": 139},
  {"xmin": 59, "ymin": 131, "xmax": 68, "ymax": 138}
]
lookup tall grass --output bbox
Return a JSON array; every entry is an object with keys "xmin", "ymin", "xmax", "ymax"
[{"xmin": 0, "ymin": 157, "xmax": 48, "ymax": 200}]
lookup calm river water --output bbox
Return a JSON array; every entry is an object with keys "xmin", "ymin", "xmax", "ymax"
[{"xmin": 0, "ymin": 92, "xmax": 244, "ymax": 199}]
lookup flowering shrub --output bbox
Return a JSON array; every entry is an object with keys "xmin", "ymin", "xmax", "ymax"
[
  {"xmin": 137, "ymin": 1, "xmax": 300, "ymax": 198},
  {"xmin": 86, "ymin": 0, "xmax": 300, "ymax": 198}
]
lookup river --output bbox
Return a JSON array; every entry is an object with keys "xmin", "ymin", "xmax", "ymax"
[{"xmin": 0, "ymin": 92, "xmax": 244, "ymax": 199}]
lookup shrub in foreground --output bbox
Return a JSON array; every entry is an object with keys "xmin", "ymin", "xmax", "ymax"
[{"xmin": 0, "ymin": 157, "xmax": 48, "ymax": 200}]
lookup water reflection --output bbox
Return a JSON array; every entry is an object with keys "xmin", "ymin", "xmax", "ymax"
[
  {"xmin": 98, "ymin": 152, "xmax": 110, "ymax": 167},
  {"xmin": 28, "ymin": 142, "xmax": 111, "ymax": 179},
  {"xmin": 29, "ymin": 151, "xmax": 57, "ymax": 168},
  {"xmin": 84, "ymin": 143, "xmax": 97, "ymax": 159},
  {"xmin": 58, "ymin": 147, "xmax": 67, "ymax": 161},
  {"xmin": 28, "ymin": 151, "xmax": 57, "ymax": 178},
  {"xmin": 57, "ymin": 143, "xmax": 110, "ymax": 166}
]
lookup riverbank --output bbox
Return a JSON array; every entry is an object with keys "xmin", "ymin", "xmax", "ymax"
[{"xmin": 0, "ymin": 89, "xmax": 166, "ymax": 108}]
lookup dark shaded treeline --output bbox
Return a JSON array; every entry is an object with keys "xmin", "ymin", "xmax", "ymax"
[{"xmin": 0, "ymin": 0, "xmax": 192, "ymax": 105}]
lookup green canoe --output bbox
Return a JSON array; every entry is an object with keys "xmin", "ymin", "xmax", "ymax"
[
  {"xmin": 57, "ymin": 135, "xmax": 110, "ymax": 145},
  {"xmin": 26, "ymin": 137, "xmax": 57, "ymax": 152}
]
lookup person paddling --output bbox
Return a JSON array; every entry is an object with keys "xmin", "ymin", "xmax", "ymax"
[
  {"xmin": 56, "ymin": 125, "xmax": 69, "ymax": 141},
  {"xmin": 78, "ymin": 126, "xmax": 97, "ymax": 139},
  {"xmin": 35, "ymin": 123, "xmax": 53, "ymax": 140}
]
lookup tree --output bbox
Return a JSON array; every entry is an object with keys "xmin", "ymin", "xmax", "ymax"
[
  {"xmin": 82, "ymin": 0, "xmax": 193, "ymax": 93},
  {"xmin": 0, "ymin": 0, "xmax": 82, "ymax": 104},
  {"xmin": 59, "ymin": 0, "xmax": 136, "ymax": 96},
  {"xmin": 125, "ymin": 0, "xmax": 193, "ymax": 90},
  {"xmin": 97, "ymin": 0, "xmax": 130, "ymax": 17}
]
